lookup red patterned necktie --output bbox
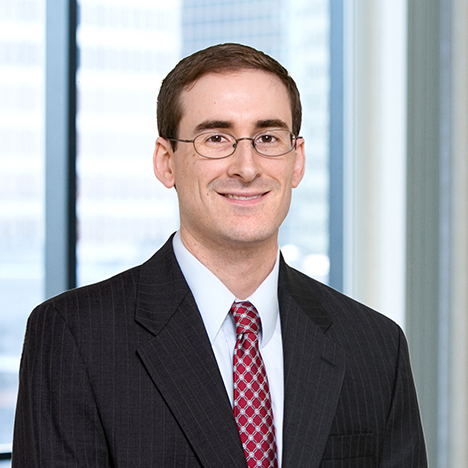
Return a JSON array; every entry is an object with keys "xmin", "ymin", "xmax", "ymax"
[{"xmin": 230, "ymin": 301, "xmax": 278, "ymax": 468}]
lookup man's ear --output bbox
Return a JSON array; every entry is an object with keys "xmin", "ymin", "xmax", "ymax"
[
  {"xmin": 153, "ymin": 137, "xmax": 176, "ymax": 188},
  {"xmin": 292, "ymin": 137, "xmax": 305, "ymax": 188}
]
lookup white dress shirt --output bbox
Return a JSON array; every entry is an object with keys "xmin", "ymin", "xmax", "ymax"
[{"xmin": 172, "ymin": 231, "xmax": 284, "ymax": 466}]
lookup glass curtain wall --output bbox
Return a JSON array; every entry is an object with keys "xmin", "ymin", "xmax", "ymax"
[
  {"xmin": 0, "ymin": 0, "xmax": 46, "ymax": 451},
  {"xmin": 76, "ymin": 0, "xmax": 181, "ymax": 286}
]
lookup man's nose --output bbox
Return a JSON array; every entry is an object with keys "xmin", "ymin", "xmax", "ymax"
[{"xmin": 227, "ymin": 138, "xmax": 262, "ymax": 181}]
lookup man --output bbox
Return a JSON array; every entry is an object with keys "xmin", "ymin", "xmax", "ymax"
[{"xmin": 13, "ymin": 43, "xmax": 427, "ymax": 467}]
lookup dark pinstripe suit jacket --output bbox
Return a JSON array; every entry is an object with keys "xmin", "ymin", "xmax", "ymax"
[{"xmin": 13, "ymin": 236, "xmax": 427, "ymax": 467}]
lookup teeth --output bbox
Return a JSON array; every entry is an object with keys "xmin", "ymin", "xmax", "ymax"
[{"xmin": 225, "ymin": 194, "xmax": 262, "ymax": 200}]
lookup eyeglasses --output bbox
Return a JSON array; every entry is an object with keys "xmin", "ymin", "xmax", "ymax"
[{"xmin": 168, "ymin": 129, "xmax": 301, "ymax": 159}]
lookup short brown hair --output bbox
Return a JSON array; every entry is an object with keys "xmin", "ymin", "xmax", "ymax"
[{"xmin": 157, "ymin": 43, "xmax": 302, "ymax": 146}]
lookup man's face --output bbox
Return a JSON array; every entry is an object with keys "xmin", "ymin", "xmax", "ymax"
[{"xmin": 154, "ymin": 69, "xmax": 305, "ymax": 251}]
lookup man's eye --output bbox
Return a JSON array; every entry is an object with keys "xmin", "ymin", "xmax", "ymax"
[
  {"xmin": 206, "ymin": 134, "xmax": 229, "ymax": 144},
  {"xmin": 257, "ymin": 134, "xmax": 278, "ymax": 144}
]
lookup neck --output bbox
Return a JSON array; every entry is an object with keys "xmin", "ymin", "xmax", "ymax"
[{"xmin": 179, "ymin": 229, "xmax": 278, "ymax": 300}]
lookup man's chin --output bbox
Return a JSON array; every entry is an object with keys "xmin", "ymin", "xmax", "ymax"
[{"xmin": 216, "ymin": 227, "xmax": 278, "ymax": 248}]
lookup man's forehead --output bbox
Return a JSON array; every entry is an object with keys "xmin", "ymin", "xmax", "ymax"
[
  {"xmin": 182, "ymin": 68, "xmax": 285, "ymax": 93},
  {"xmin": 178, "ymin": 69, "xmax": 292, "ymax": 129}
]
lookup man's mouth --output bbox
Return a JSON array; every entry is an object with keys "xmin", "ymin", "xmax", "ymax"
[{"xmin": 223, "ymin": 194, "xmax": 263, "ymax": 200}]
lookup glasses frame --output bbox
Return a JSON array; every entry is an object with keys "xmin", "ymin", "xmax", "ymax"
[{"xmin": 168, "ymin": 128, "xmax": 302, "ymax": 159}]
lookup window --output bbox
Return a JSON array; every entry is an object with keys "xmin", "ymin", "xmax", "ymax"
[
  {"xmin": 0, "ymin": 0, "xmax": 45, "ymax": 452},
  {"xmin": 76, "ymin": 0, "xmax": 182, "ymax": 286}
]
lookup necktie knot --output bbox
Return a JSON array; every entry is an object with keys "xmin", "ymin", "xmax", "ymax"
[{"xmin": 230, "ymin": 301, "xmax": 261, "ymax": 336}]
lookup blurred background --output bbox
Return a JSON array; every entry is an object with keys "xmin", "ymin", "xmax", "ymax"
[{"xmin": 1, "ymin": 0, "xmax": 467, "ymax": 466}]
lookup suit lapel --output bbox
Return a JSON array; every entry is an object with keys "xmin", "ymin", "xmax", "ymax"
[
  {"xmin": 279, "ymin": 260, "xmax": 346, "ymax": 468},
  {"xmin": 134, "ymin": 238, "xmax": 246, "ymax": 468}
]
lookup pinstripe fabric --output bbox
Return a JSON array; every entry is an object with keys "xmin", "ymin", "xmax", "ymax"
[
  {"xmin": 279, "ymin": 264, "xmax": 427, "ymax": 467},
  {"xmin": 12, "ymin": 236, "xmax": 426, "ymax": 467}
]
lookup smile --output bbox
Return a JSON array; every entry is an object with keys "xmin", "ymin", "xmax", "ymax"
[{"xmin": 223, "ymin": 194, "xmax": 263, "ymax": 200}]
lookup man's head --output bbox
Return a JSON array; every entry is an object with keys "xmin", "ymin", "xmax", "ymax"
[
  {"xmin": 157, "ymin": 43, "xmax": 302, "ymax": 144},
  {"xmin": 153, "ymin": 44, "xmax": 305, "ymax": 255}
]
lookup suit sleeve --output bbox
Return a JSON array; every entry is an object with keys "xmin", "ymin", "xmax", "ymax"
[
  {"xmin": 379, "ymin": 327, "xmax": 427, "ymax": 467},
  {"xmin": 12, "ymin": 303, "xmax": 111, "ymax": 467}
]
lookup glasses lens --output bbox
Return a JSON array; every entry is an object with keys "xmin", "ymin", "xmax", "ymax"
[
  {"xmin": 254, "ymin": 130, "xmax": 295, "ymax": 156},
  {"xmin": 194, "ymin": 132, "xmax": 235, "ymax": 159}
]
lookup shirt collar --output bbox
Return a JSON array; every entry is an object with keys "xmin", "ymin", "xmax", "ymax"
[{"xmin": 172, "ymin": 231, "xmax": 280, "ymax": 347}]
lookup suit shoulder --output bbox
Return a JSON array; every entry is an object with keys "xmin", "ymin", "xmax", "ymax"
[
  {"xmin": 28, "ymin": 237, "xmax": 178, "ymax": 330},
  {"xmin": 282, "ymin": 263, "xmax": 402, "ymax": 335},
  {"xmin": 281, "ymin": 264, "xmax": 407, "ymax": 375},
  {"xmin": 29, "ymin": 264, "xmax": 142, "ymax": 329},
  {"xmin": 52, "ymin": 264, "xmax": 140, "ymax": 304}
]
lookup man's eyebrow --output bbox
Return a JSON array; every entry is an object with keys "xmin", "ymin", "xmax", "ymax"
[
  {"xmin": 193, "ymin": 119, "xmax": 290, "ymax": 134},
  {"xmin": 255, "ymin": 119, "xmax": 290, "ymax": 130},
  {"xmin": 194, "ymin": 120, "xmax": 233, "ymax": 133}
]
